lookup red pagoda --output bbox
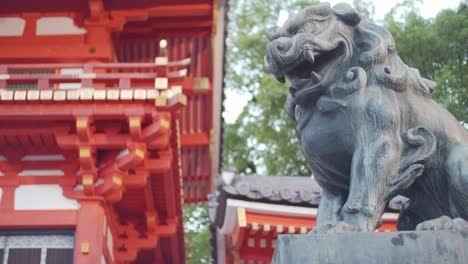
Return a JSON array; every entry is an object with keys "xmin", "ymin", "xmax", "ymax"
[{"xmin": 0, "ymin": 0, "xmax": 226, "ymax": 263}]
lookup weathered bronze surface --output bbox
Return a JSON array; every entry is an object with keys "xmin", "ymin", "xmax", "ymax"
[
  {"xmin": 265, "ymin": 2, "xmax": 468, "ymax": 232},
  {"xmin": 272, "ymin": 229, "xmax": 468, "ymax": 264}
]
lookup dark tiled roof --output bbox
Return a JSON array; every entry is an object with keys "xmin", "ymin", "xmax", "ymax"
[
  {"xmin": 209, "ymin": 173, "xmax": 407, "ymax": 263},
  {"xmin": 210, "ymin": 174, "xmax": 406, "ymax": 228},
  {"xmin": 212, "ymin": 175, "xmax": 320, "ymax": 230},
  {"xmin": 223, "ymin": 175, "xmax": 322, "ymax": 205}
]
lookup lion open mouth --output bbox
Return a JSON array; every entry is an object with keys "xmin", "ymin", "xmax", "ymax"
[
  {"xmin": 286, "ymin": 44, "xmax": 346, "ymax": 105},
  {"xmin": 265, "ymin": 36, "xmax": 347, "ymax": 106}
]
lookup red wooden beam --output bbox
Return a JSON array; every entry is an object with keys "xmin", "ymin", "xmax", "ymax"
[
  {"xmin": 110, "ymin": 4, "xmax": 212, "ymax": 21},
  {"xmin": 0, "ymin": 104, "xmax": 154, "ymax": 120},
  {"xmin": 0, "ymin": 210, "xmax": 77, "ymax": 228},
  {"xmin": 74, "ymin": 200, "xmax": 106, "ymax": 263},
  {"xmin": 3, "ymin": 59, "xmax": 190, "ymax": 70},
  {"xmin": 121, "ymin": 20, "xmax": 212, "ymax": 34},
  {"xmin": 0, "ymin": 176, "xmax": 76, "ymax": 186},
  {"xmin": 0, "ymin": 44, "xmax": 113, "ymax": 63},
  {"xmin": 145, "ymin": 159, "xmax": 172, "ymax": 174},
  {"xmin": 180, "ymin": 133, "xmax": 210, "ymax": 147},
  {"xmin": 56, "ymin": 133, "xmax": 170, "ymax": 150}
]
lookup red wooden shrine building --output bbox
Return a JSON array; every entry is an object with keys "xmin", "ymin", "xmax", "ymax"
[
  {"xmin": 0, "ymin": 0, "xmax": 226, "ymax": 263},
  {"xmin": 209, "ymin": 173, "xmax": 402, "ymax": 263}
]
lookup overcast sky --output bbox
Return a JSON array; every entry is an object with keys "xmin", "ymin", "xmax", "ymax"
[
  {"xmin": 223, "ymin": 0, "xmax": 463, "ymax": 124},
  {"xmin": 328, "ymin": 0, "xmax": 462, "ymax": 22}
]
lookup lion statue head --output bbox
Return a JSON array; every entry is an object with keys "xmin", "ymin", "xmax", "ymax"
[{"xmin": 264, "ymin": 2, "xmax": 436, "ymax": 119}]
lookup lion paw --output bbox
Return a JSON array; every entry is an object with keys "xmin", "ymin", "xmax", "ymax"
[
  {"xmin": 416, "ymin": 216, "xmax": 468, "ymax": 231},
  {"xmin": 308, "ymin": 222, "xmax": 362, "ymax": 235}
]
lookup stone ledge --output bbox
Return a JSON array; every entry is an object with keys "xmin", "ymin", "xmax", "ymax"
[{"xmin": 272, "ymin": 230, "xmax": 468, "ymax": 264}]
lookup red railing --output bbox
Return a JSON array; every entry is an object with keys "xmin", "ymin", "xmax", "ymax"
[{"xmin": 0, "ymin": 58, "xmax": 191, "ymax": 90}]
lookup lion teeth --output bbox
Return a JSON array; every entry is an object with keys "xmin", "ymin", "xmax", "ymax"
[
  {"xmin": 311, "ymin": 71, "xmax": 321, "ymax": 83},
  {"xmin": 304, "ymin": 49, "xmax": 315, "ymax": 63}
]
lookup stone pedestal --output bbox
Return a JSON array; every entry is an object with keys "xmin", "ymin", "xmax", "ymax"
[{"xmin": 272, "ymin": 230, "xmax": 468, "ymax": 264}]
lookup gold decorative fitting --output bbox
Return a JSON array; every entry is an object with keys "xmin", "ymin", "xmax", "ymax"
[
  {"xmin": 155, "ymin": 96, "xmax": 167, "ymax": 107},
  {"xmin": 181, "ymin": 58, "xmax": 191, "ymax": 66},
  {"xmin": 193, "ymin": 77, "xmax": 209, "ymax": 91},
  {"xmin": 165, "ymin": 89, "xmax": 175, "ymax": 98},
  {"xmin": 300, "ymin": 226, "xmax": 307, "ymax": 234},
  {"xmin": 134, "ymin": 89, "xmax": 147, "ymax": 100},
  {"xmin": 160, "ymin": 119, "xmax": 170, "ymax": 129},
  {"xmin": 14, "ymin": 91, "xmax": 27, "ymax": 101},
  {"xmin": 178, "ymin": 94, "xmax": 187, "ymax": 105},
  {"xmin": 53, "ymin": 90, "xmax": 66, "ymax": 101},
  {"xmin": 27, "ymin": 90, "xmax": 40, "ymax": 100},
  {"xmin": 129, "ymin": 118, "xmax": 140, "ymax": 128},
  {"xmin": 209, "ymin": 129, "xmax": 215, "ymax": 157},
  {"xmin": 79, "ymin": 88, "xmax": 93, "ymax": 100},
  {"xmin": 252, "ymin": 222, "xmax": 259, "ymax": 231},
  {"xmin": 79, "ymin": 148, "xmax": 91, "ymax": 158},
  {"xmin": 79, "ymin": 73, "xmax": 96, "ymax": 79},
  {"xmin": 93, "ymin": 90, "xmax": 106, "ymax": 100},
  {"xmin": 66, "ymin": 90, "xmax": 80, "ymax": 100},
  {"xmin": 237, "ymin": 208, "xmax": 246, "ymax": 227},
  {"xmin": 135, "ymin": 149, "xmax": 145, "ymax": 159},
  {"xmin": 112, "ymin": 176, "xmax": 122, "ymax": 185},
  {"xmin": 107, "ymin": 90, "xmax": 119, "ymax": 100},
  {"xmin": 39, "ymin": 90, "xmax": 53, "ymax": 100},
  {"xmin": 80, "ymin": 242, "xmax": 90, "ymax": 254},
  {"xmin": 272, "ymin": 239, "xmax": 277, "ymax": 248},
  {"xmin": 155, "ymin": 57, "xmax": 168, "ymax": 66},
  {"xmin": 288, "ymin": 226, "xmax": 295, "ymax": 234},
  {"xmin": 276, "ymin": 225, "xmax": 284, "ymax": 233},
  {"xmin": 76, "ymin": 119, "xmax": 88, "ymax": 128},
  {"xmin": 171, "ymin": 85, "xmax": 183, "ymax": 94},
  {"xmin": 82, "ymin": 177, "xmax": 93, "ymax": 185},
  {"xmin": 264, "ymin": 224, "xmax": 271, "ymax": 232},
  {"xmin": 0, "ymin": 74, "xmax": 10, "ymax": 80},
  {"xmin": 120, "ymin": 90, "xmax": 133, "ymax": 100},
  {"xmin": 147, "ymin": 216, "xmax": 156, "ymax": 223},
  {"xmin": 155, "ymin": 78, "xmax": 168, "ymax": 90},
  {"xmin": 146, "ymin": 89, "xmax": 158, "ymax": 99},
  {"xmin": 178, "ymin": 69, "xmax": 188, "ymax": 77},
  {"xmin": 247, "ymin": 238, "xmax": 255, "ymax": 248},
  {"xmin": 260, "ymin": 239, "xmax": 267, "ymax": 248},
  {"xmin": 1, "ymin": 91, "xmax": 13, "ymax": 100}
]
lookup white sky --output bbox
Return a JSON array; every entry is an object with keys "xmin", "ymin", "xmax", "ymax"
[
  {"xmin": 223, "ymin": 0, "xmax": 462, "ymax": 124},
  {"xmin": 328, "ymin": 0, "xmax": 462, "ymax": 23}
]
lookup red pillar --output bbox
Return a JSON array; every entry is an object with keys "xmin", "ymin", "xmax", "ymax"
[{"xmin": 74, "ymin": 199, "xmax": 106, "ymax": 264}]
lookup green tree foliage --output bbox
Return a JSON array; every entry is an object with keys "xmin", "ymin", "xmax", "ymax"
[
  {"xmin": 223, "ymin": 0, "xmax": 317, "ymax": 176},
  {"xmin": 183, "ymin": 204, "xmax": 212, "ymax": 263},
  {"xmin": 385, "ymin": 1, "xmax": 468, "ymax": 122}
]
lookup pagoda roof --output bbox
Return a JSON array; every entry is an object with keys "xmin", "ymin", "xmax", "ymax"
[
  {"xmin": 210, "ymin": 173, "xmax": 408, "ymax": 228},
  {"xmin": 209, "ymin": 173, "xmax": 406, "ymax": 262}
]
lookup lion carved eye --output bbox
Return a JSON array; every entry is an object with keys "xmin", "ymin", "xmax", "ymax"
[
  {"xmin": 296, "ymin": 22, "xmax": 316, "ymax": 34},
  {"xmin": 297, "ymin": 28, "xmax": 306, "ymax": 34}
]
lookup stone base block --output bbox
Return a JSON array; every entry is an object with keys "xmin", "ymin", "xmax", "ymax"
[{"xmin": 272, "ymin": 230, "xmax": 468, "ymax": 264}]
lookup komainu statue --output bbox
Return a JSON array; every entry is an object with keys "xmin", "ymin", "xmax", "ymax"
[{"xmin": 265, "ymin": 2, "xmax": 468, "ymax": 232}]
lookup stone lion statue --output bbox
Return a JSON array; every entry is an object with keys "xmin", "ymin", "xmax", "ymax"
[{"xmin": 264, "ymin": 2, "xmax": 468, "ymax": 232}]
